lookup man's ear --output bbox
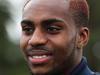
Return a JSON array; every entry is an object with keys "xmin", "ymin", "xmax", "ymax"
[{"xmin": 77, "ymin": 27, "xmax": 89, "ymax": 49}]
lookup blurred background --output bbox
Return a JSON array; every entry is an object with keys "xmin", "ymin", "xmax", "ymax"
[{"xmin": 0, "ymin": 0, "xmax": 100, "ymax": 75}]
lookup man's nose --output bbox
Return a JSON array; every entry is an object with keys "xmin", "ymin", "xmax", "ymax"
[{"xmin": 28, "ymin": 29, "xmax": 48, "ymax": 46}]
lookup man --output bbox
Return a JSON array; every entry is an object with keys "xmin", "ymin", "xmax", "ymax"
[{"xmin": 20, "ymin": 0, "xmax": 100, "ymax": 75}]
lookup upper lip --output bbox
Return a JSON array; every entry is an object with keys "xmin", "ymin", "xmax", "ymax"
[{"xmin": 26, "ymin": 50, "xmax": 53, "ymax": 57}]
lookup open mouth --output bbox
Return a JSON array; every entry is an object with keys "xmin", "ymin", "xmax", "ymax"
[{"xmin": 27, "ymin": 50, "xmax": 53, "ymax": 64}]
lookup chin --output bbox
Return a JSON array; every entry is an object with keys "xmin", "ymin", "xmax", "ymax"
[
  {"xmin": 29, "ymin": 65, "xmax": 54, "ymax": 75},
  {"xmin": 29, "ymin": 64, "xmax": 66, "ymax": 75}
]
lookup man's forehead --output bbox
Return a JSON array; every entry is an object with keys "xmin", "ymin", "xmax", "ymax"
[
  {"xmin": 24, "ymin": 0, "xmax": 89, "ymax": 16},
  {"xmin": 24, "ymin": 0, "xmax": 69, "ymax": 9},
  {"xmin": 23, "ymin": 0, "xmax": 71, "ymax": 21},
  {"xmin": 24, "ymin": 0, "xmax": 67, "ymax": 5},
  {"xmin": 23, "ymin": 0, "xmax": 70, "ymax": 16}
]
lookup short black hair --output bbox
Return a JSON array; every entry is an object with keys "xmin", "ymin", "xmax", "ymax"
[{"xmin": 69, "ymin": 0, "xmax": 89, "ymax": 28}]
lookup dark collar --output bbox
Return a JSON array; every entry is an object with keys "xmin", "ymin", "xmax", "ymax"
[{"xmin": 70, "ymin": 57, "xmax": 93, "ymax": 75}]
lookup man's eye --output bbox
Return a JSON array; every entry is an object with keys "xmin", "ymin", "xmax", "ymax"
[
  {"xmin": 46, "ymin": 26, "xmax": 62, "ymax": 33},
  {"xmin": 22, "ymin": 27, "xmax": 33, "ymax": 35}
]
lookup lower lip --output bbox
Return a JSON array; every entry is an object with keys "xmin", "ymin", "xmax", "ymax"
[{"xmin": 28, "ymin": 56, "xmax": 52, "ymax": 64}]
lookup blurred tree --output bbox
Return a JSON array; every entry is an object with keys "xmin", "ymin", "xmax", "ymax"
[
  {"xmin": 0, "ymin": 0, "xmax": 11, "ymax": 62},
  {"xmin": 85, "ymin": 0, "xmax": 100, "ymax": 72},
  {"xmin": 0, "ymin": 0, "xmax": 12, "ymax": 74},
  {"xmin": 0, "ymin": 1, "xmax": 30, "ymax": 75}
]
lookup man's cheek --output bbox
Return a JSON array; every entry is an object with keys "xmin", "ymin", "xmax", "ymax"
[
  {"xmin": 20, "ymin": 36, "xmax": 30, "ymax": 49},
  {"xmin": 52, "ymin": 45, "xmax": 67, "ymax": 63}
]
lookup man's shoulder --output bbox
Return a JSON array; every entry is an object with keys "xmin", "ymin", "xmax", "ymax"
[
  {"xmin": 70, "ymin": 57, "xmax": 100, "ymax": 75},
  {"xmin": 93, "ymin": 72, "xmax": 100, "ymax": 75}
]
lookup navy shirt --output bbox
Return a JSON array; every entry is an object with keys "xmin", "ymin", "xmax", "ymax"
[{"xmin": 70, "ymin": 57, "xmax": 100, "ymax": 75}]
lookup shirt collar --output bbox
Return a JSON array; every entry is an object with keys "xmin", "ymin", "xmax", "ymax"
[{"xmin": 70, "ymin": 57, "xmax": 88, "ymax": 75}]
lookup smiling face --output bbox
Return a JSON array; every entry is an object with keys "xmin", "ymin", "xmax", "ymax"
[{"xmin": 20, "ymin": 0, "xmax": 89, "ymax": 75}]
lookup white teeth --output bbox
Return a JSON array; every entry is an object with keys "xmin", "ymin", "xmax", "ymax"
[{"xmin": 32, "ymin": 55, "xmax": 48, "ymax": 58}]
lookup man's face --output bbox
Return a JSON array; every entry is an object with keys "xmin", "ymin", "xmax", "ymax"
[{"xmin": 20, "ymin": 0, "xmax": 81, "ymax": 75}]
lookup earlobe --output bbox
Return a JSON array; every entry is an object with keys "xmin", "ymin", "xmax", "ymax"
[{"xmin": 77, "ymin": 27, "xmax": 89, "ymax": 49}]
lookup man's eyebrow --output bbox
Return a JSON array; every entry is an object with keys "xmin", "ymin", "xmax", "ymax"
[
  {"xmin": 42, "ymin": 19, "xmax": 65, "ymax": 25},
  {"xmin": 21, "ymin": 20, "xmax": 34, "ymax": 26}
]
